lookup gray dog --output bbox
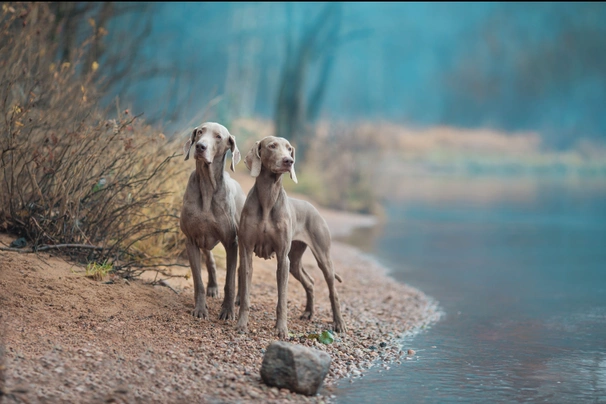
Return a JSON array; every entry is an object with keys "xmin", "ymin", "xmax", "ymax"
[
  {"xmin": 235, "ymin": 136, "xmax": 347, "ymax": 338},
  {"xmin": 180, "ymin": 122, "xmax": 245, "ymax": 320}
]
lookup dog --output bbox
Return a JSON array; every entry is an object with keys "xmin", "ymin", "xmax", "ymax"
[
  {"xmin": 180, "ymin": 122, "xmax": 245, "ymax": 320},
  {"xmin": 235, "ymin": 136, "xmax": 346, "ymax": 338}
]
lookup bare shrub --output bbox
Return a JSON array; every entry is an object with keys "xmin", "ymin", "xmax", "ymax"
[
  {"xmin": 0, "ymin": 3, "xmax": 185, "ymax": 270},
  {"xmin": 284, "ymin": 121, "xmax": 380, "ymax": 215},
  {"xmin": 229, "ymin": 118, "xmax": 380, "ymax": 214}
]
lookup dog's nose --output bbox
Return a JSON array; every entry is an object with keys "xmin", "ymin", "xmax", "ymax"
[
  {"xmin": 282, "ymin": 157, "xmax": 293, "ymax": 166},
  {"xmin": 196, "ymin": 143, "xmax": 207, "ymax": 152}
]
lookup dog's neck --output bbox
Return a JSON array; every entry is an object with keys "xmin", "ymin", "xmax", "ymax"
[
  {"xmin": 195, "ymin": 153, "xmax": 227, "ymax": 211},
  {"xmin": 254, "ymin": 166, "xmax": 286, "ymax": 222}
]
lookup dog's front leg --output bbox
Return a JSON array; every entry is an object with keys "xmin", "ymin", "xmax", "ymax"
[
  {"xmin": 219, "ymin": 240, "xmax": 237, "ymax": 320},
  {"xmin": 275, "ymin": 252, "xmax": 291, "ymax": 339},
  {"xmin": 186, "ymin": 240, "xmax": 208, "ymax": 319},
  {"xmin": 203, "ymin": 249, "xmax": 219, "ymax": 298},
  {"xmin": 236, "ymin": 243, "xmax": 253, "ymax": 333}
]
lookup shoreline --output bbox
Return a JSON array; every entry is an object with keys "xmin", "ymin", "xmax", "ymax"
[{"xmin": 0, "ymin": 181, "xmax": 441, "ymax": 403}]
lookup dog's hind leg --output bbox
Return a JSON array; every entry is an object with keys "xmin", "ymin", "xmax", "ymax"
[
  {"xmin": 288, "ymin": 241, "xmax": 315, "ymax": 320},
  {"xmin": 308, "ymin": 238, "xmax": 347, "ymax": 333}
]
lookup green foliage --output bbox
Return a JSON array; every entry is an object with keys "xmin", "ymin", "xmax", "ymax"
[
  {"xmin": 318, "ymin": 330, "xmax": 335, "ymax": 344},
  {"xmin": 85, "ymin": 261, "xmax": 112, "ymax": 281},
  {"xmin": 305, "ymin": 330, "xmax": 335, "ymax": 344}
]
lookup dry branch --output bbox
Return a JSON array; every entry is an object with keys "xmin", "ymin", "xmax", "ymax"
[
  {"xmin": 0, "ymin": 244, "xmax": 105, "ymax": 253},
  {"xmin": 0, "ymin": 3, "xmax": 186, "ymax": 270}
]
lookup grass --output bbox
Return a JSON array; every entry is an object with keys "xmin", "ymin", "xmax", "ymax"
[{"xmin": 85, "ymin": 261, "xmax": 113, "ymax": 281}]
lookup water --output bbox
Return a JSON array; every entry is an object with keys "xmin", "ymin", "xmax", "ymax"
[{"xmin": 335, "ymin": 177, "xmax": 606, "ymax": 403}]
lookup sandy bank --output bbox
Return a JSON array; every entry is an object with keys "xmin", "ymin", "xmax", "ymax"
[{"xmin": 0, "ymin": 172, "xmax": 440, "ymax": 403}]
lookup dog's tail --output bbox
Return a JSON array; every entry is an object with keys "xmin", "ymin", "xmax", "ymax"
[{"xmin": 335, "ymin": 273, "xmax": 343, "ymax": 283}]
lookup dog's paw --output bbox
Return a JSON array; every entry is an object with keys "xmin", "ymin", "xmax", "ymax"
[
  {"xmin": 191, "ymin": 306, "xmax": 209, "ymax": 319},
  {"xmin": 333, "ymin": 318, "xmax": 347, "ymax": 333},
  {"xmin": 219, "ymin": 305, "xmax": 235, "ymax": 321},
  {"xmin": 299, "ymin": 310, "xmax": 314, "ymax": 320},
  {"xmin": 206, "ymin": 286, "xmax": 219, "ymax": 298},
  {"xmin": 235, "ymin": 323, "xmax": 248, "ymax": 334},
  {"xmin": 275, "ymin": 324, "xmax": 289, "ymax": 340}
]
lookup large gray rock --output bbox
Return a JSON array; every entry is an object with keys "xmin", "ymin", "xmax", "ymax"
[{"xmin": 260, "ymin": 341, "xmax": 331, "ymax": 396}]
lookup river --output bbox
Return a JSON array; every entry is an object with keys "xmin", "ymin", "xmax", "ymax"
[{"xmin": 335, "ymin": 176, "xmax": 606, "ymax": 403}]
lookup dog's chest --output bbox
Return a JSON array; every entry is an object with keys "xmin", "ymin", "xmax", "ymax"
[
  {"xmin": 181, "ymin": 205, "xmax": 233, "ymax": 250},
  {"xmin": 251, "ymin": 219, "xmax": 286, "ymax": 260}
]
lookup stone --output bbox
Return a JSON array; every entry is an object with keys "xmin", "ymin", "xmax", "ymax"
[{"xmin": 260, "ymin": 341, "xmax": 331, "ymax": 396}]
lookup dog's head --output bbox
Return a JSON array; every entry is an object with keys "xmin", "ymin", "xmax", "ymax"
[
  {"xmin": 244, "ymin": 136, "xmax": 297, "ymax": 183},
  {"xmin": 183, "ymin": 122, "xmax": 240, "ymax": 172}
]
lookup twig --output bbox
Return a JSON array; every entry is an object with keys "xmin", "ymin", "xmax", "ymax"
[
  {"xmin": 126, "ymin": 263, "xmax": 189, "ymax": 269},
  {"xmin": 0, "ymin": 244, "xmax": 105, "ymax": 253},
  {"xmin": 157, "ymin": 279, "xmax": 179, "ymax": 295},
  {"xmin": 118, "ymin": 267, "xmax": 189, "ymax": 280}
]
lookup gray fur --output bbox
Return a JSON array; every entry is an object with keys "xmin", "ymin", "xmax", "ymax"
[
  {"xmin": 180, "ymin": 122, "xmax": 245, "ymax": 320},
  {"xmin": 236, "ymin": 136, "xmax": 347, "ymax": 339}
]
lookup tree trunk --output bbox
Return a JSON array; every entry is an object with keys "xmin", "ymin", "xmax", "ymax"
[
  {"xmin": 274, "ymin": 3, "xmax": 341, "ymax": 162},
  {"xmin": 307, "ymin": 52, "xmax": 335, "ymax": 123}
]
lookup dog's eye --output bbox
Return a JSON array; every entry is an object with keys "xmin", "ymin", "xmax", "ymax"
[
  {"xmin": 215, "ymin": 133, "xmax": 221, "ymax": 140},
  {"xmin": 269, "ymin": 143, "xmax": 276, "ymax": 149}
]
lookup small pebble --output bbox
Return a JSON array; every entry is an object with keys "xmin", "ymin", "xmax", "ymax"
[
  {"xmin": 379, "ymin": 342, "xmax": 387, "ymax": 348},
  {"xmin": 407, "ymin": 349, "xmax": 415, "ymax": 355}
]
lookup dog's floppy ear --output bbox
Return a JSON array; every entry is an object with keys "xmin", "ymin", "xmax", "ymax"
[
  {"xmin": 183, "ymin": 128, "xmax": 197, "ymax": 161},
  {"xmin": 289, "ymin": 145, "xmax": 298, "ymax": 184},
  {"xmin": 244, "ymin": 140, "xmax": 262, "ymax": 177},
  {"xmin": 228, "ymin": 134, "xmax": 241, "ymax": 172}
]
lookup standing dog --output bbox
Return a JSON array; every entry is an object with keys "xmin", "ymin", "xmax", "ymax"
[
  {"xmin": 180, "ymin": 122, "xmax": 245, "ymax": 320},
  {"xmin": 236, "ymin": 136, "xmax": 347, "ymax": 338}
]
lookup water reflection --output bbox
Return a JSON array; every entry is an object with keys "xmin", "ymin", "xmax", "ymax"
[{"xmin": 335, "ymin": 176, "xmax": 606, "ymax": 403}]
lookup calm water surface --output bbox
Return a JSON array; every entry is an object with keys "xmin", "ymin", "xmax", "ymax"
[{"xmin": 335, "ymin": 177, "xmax": 606, "ymax": 403}]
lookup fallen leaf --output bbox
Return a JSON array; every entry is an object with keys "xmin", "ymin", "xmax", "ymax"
[{"xmin": 318, "ymin": 330, "xmax": 334, "ymax": 344}]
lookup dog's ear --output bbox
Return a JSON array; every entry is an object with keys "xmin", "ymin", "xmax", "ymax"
[
  {"xmin": 183, "ymin": 128, "xmax": 197, "ymax": 161},
  {"xmin": 244, "ymin": 141, "xmax": 262, "ymax": 177},
  {"xmin": 183, "ymin": 139, "xmax": 192, "ymax": 161},
  {"xmin": 228, "ymin": 134, "xmax": 241, "ymax": 172},
  {"xmin": 289, "ymin": 145, "xmax": 298, "ymax": 184}
]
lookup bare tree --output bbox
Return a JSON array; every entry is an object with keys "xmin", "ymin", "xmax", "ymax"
[
  {"xmin": 47, "ymin": 2, "xmax": 185, "ymax": 120},
  {"xmin": 443, "ymin": 2, "xmax": 606, "ymax": 148},
  {"xmin": 224, "ymin": 3, "xmax": 265, "ymax": 119},
  {"xmin": 274, "ymin": 3, "xmax": 368, "ymax": 161}
]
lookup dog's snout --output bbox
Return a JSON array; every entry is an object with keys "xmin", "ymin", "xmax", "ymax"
[
  {"xmin": 196, "ymin": 143, "xmax": 207, "ymax": 152},
  {"xmin": 282, "ymin": 156, "xmax": 293, "ymax": 166}
]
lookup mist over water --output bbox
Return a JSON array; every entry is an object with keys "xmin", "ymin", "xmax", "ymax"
[
  {"xmin": 335, "ymin": 176, "xmax": 606, "ymax": 403},
  {"xmin": 112, "ymin": 3, "xmax": 606, "ymax": 148}
]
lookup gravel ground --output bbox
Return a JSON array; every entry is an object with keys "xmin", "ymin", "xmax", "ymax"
[{"xmin": 0, "ymin": 180, "xmax": 440, "ymax": 403}]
